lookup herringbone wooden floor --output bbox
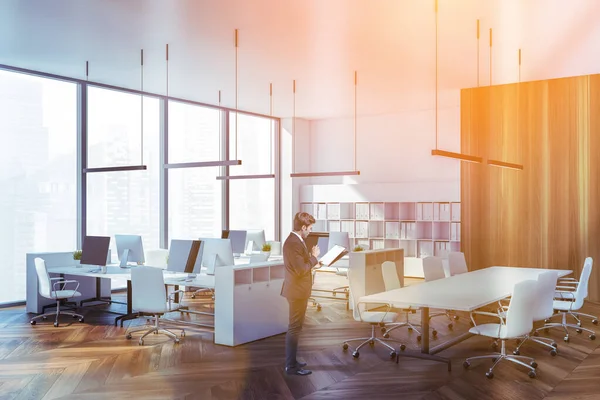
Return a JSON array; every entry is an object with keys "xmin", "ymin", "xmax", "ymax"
[{"xmin": 1, "ymin": 275, "xmax": 599, "ymax": 400}]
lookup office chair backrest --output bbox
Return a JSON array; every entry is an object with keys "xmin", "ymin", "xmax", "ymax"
[
  {"xmin": 534, "ymin": 270, "xmax": 559, "ymax": 321},
  {"xmin": 381, "ymin": 261, "xmax": 401, "ymax": 291},
  {"xmin": 347, "ymin": 260, "xmax": 366, "ymax": 321},
  {"xmin": 572, "ymin": 258, "xmax": 593, "ymax": 309},
  {"xmin": 145, "ymin": 249, "xmax": 169, "ymax": 268},
  {"xmin": 34, "ymin": 257, "xmax": 52, "ymax": 298},
  {"xmin": 448, "ymin": 252, "xmax": 468, "ymax": 276},
  {"xmin": 505, "ymin": 279, "xmax": 537, "ymax": 338},
  {"xmin": 422, "ymin": 256, "xmax": 445, "ymax": 282},
  {"xmin": 132, "ymin": 266, "xmax": 167, "ymax": 313}
]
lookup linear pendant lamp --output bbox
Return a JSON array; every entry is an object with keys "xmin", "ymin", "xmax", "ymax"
[
  {"xmin": 165, "ymin": 35, "xmax": 242, "ymax": 171},
  {"xmin": 486, "ymin": 41, "xmax": 524, "ymax": 171},
  {"xmin": 84, "ymin": 52, "xmax": 148, "ymax": 173},
  {"xmin": 290, "ymin": 73, "xmax": 360, "ymax": 178},
  {"xmin": 430, "ymin": 0, "xmax": 482, "ymax": 164}
]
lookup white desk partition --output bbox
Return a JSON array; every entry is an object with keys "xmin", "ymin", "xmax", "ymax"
[
  {"xmin": 214, "ymin": 261, "xmax": 288, "ymax": 346},
  {"xmin": 26, "ymin": 252, "xmax": 111, "ymax": 313}
]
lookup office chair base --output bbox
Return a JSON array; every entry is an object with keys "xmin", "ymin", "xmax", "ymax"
[
  {"xmin": 514, "ymin": 333, "xmax": 557, "ymax": 356},
  {"xmin": 538, "ymin": 312, "xmax": 596, "ymax": 342},
  {"xmin": 464, "ymin": 339, "xmax": 537, "ymax": 379},
  {"xmin": 30, "ymin": 310, "xmax": 84, "ymax": 327},
  {"xmin": 342, "ymin": 324, "xmax": 405, "ymax": 359},
  {"xmin": 125, "ymin": 314, "xmax": 185, "ymax": 345}
]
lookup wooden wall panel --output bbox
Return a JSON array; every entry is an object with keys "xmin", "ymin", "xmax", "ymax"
[{"xmin": 461, "ymin": 74, "xmax": 600, "ymax": 302}]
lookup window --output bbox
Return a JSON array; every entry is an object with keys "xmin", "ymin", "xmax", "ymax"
[
  {"xmin": 168, "ymin": 101, "xmax": 221, "ymax": 163},
  {"xmin": 0, "ymin": 69, "xmax": 77, "ymax": 303},
  {"xmin": 86, "ymin": 88, "xmax": 160, "ymax": 257},
  {"xmin": 228, "ymin": 114, "xmax": 276, "ymax": 239}
]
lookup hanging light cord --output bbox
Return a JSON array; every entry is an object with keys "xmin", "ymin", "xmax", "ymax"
[
  {"xmin": 354, "ymin": 71, "xmax": 357, "ymax": 170},
  {"xmin": 434, "ymin": 0, "xmax": 439, "ymax": 151},
  {"xmin": 270, "ymin": 83, "xmax": 273, "ymax": 174},
  {"xmin": 235, "ymin": 29, "xmax": 239, "ymax": 160},
  {"xmin": 141, "ymin": 49, "xmax": 144, "ymax": 165},
  {"xmin": 293, "ymin": 79, "xmax": 296, "ymax": 173}
]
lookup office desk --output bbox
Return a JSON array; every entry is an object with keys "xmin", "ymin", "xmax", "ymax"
[{"xmin": 360, "ymin": 266, "xmax": 572, "ymax": 369}]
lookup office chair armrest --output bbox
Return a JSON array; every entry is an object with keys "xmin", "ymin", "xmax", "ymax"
[
  {"xmin": 52, "ymin": 280, "xmax": 80, "ymax": 295},
  {"xmin": 469, "ymin": 310, "xmax": 505, "ymax": 329},
  {"xmin": 50, "ymin": 277, "xmax": 64, "ymax": 280},
  {"xmin": 355, "ymin": 300, "xmax": 393, "ymax": 323},
  {"xmin": 556, "ymin": 285, "xmax": 576, "ymax": 291},
  {"xmin": 555, "ymin": 291, "xmax": 576, "ymax": 301},
  {"xmin": 168, "ymin": 290, "xmax": 186, "ymax": 309},
  {"xmin": 558, "ymin": 277, "xmax": 577, "ymax": 282}
]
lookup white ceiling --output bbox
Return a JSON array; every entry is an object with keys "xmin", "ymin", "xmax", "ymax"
[{"xmin": 1, "ymin": 0, "xmax": 599, "ymax": 119}]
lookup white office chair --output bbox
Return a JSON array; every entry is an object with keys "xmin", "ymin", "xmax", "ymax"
[
  {"xmin": 539, "ymin": 257, "xmax": 596, "ymax": 342},
  {"xmin": 553, "ymin": 257, "xmax": 598, "ymax": 327},
  {"xmin": 380, "ymin": 261, "xmax": 423, "ymax": 341},
  {"xmin": 512, "ymin": 270, "xmax": 559, "ymax": 356},
  {"xmin": 463, "ymin": 279, "xmax": 538, "ymax": 379},
  {"xmin": 342, "ymin": 260, "xmax": 404, "ymax": 359},
  {"xmin": 422, "ymin": 256, "xmax": 456, "ymax": 331},
  {"xmin": 448, "ymin": 252, "xmax": 468, "ymax": 276},
  {"xmin": 30, "ymin": 257, "xmax": 85, "ymax": 327},
  {"xmin": 145, "ymin": 249, "xmax": 169, "ymax": 268},
  {"xmin": 125, "ymin": 266, "xmax": 186, "ymax": 345}
]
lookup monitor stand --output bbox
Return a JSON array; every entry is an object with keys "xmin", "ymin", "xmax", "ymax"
[
  {"xmin": 245, "ymin": 241, "xmax": 254, "ymax": 256},
  {"xmin": 119, "ymin": 249, "xmax": 130, "ymax": 268}
]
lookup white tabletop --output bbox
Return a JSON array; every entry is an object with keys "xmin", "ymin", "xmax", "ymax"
[{"xmin": 360, "ymin": 266, "xmax": 572, "ymax": 312}]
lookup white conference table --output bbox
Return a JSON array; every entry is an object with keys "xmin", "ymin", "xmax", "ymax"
[{"xmin": 359, "ymin": 266, "xmax": 572, "ymax": 370}]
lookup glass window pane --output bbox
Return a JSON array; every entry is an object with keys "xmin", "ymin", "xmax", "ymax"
[
  {"xmin": 229, "ymin": 179, "xmax": 275, "ymax": 241},
  {"xmin": 86, "ymin": 92, "xmax": 160, "ymax": 260},
  {"xmin": 87, "ymin": 87, "xmax": 158, "ymax": 168},
  {"xmin": 169, "ymin": 168, "xmax": 222, "ymax": 239},
  {"xmin": 168, "ymin": 101, "xmax": 221, "ymax": 163},
  {"xmin": 0, "ymin": 69, "xmax": 77, "ymax": 304},
  {"xmin": 229, "ymin": 113, "xmax": 274, "ymax": 174}
]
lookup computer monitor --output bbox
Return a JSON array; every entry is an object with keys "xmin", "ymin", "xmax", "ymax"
[
  {"xmin": 305, "ymin": 232, "xmax": 329, "ymax": 252},
  {"xmin": 245, "ymin": 229, "xmax": 266, "ymax": 252},
  {"xmin": 328, "ymin": 231, "xmax": 350, "ymax": 251},
  {"xmin": 199, "ymin": 238, "xmax": 235, "ymax": 275},
  {"xmin": 167, "ymin": 239, "xmax": 202, "ymax": 274},
  {"xmin": 222, "ymin": 229, "xmax": 247, "ymax": 256},
  {"xmin": 115, "ymin": 234, "xmax": 145, "ymax": 268},
  {"xmin": 80, "ymin": 236, "xmax": 110, "ymax": 266}
]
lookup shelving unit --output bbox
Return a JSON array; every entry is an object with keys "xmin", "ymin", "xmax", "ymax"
[{"xmin": 300, "ymin": 201, "xmax": 461, "ymax": 275}]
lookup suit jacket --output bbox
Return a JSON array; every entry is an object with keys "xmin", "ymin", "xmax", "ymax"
[{"xmin": 280, "ymin": 233, "xmax": 319, "ymax": 300}]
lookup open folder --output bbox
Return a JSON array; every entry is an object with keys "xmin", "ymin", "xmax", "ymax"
[{"xmin": 318, "ymin": 244, "xmax": 348, "ymax": 267}]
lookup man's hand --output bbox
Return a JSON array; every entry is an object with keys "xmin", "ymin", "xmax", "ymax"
[{"xmin": 311, "ymin": 245, "xmax": 321, "ymax": 258}]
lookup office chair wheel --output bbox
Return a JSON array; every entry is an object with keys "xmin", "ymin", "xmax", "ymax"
[
  {"xmin": 448, "ymin": 323, "xmax": 453, "ymax": 330},
  {"xmin": 550, "ymin": 349, "xmax": 557, "ymax": 356},
  {"xmin": 181, "ymin": 330, "xmax": 185, "ymax": 337},
  {"xmin": 590, "ymin": 334, "xmax": 596, "ymax": 340},
  {"xmin": 381, "ymin": 327, "xmax": 387, "ymax": 333},
  {"xmin": 126, "ymin": 334, "xmax": 132, "ymax": 339},
  {"xmin": 513, "ymin": 349, "xmax": 520, "ymax": 355},
  {"xmin": 30, "ymin": 320, "xmax": 36, "ymax": 325},
  {"xmin": 551, "ymin": 341, "xmax": 557, "ymax": 348},
  {"xmin": 383, "ymin": 333, "xmax": 390, "ymax": 339},
  {"xmin": 592, "ymin": 319, "xmax": 598, "ymax": 325},
  {"xmin": 343, "ymin": 343, "xmax": 349, "ymax": 351},
  {"xmin": 369, "ymin": 340, "xmax": 375, "ymax": 347},
  {"xmin": 463, "ymin": 361, "xmax": 470, "ymax": 369},
  {"xmin": 389, "ymin": 351, "xmax": 397, "ymax": 360},
  {"xmin": 408, "ymin": 327, "xmax": 413, "ymax": 332},
  {"xmin": 485, "ymin": 371, "xmax": 494, "ymax": 379},
  {"xmin": 564, "ymin": 336, "xmax": 569, "ymax": 343},
  {"xmin": 42, "ymin": 316, "xmax": 47, "ymax": 320},
  {"xmin": 528, "ymin": 370, "xmax": 536, "ymax": 379},
  {"xmin": 576, "ymin": 321, "xmax": 582, "ymax": 327},
  {"xmin": 416, "ymin": 335, "xmax": 422, "ymax": 342},
  {"xmin": 530, "ymin": 361, "xmax": 538, "ymax": 369},
  {"xmin": 400, "ymin": 344, "xmax": 406, "ymax": 351},
  {"xmin": 432, "ymin": 330, "xmax": 437, "ymax": 337},
  {"xmin": 453, "ymin": 315, "xmax": 459, "ymax": 320},
  {"xmin": 79, "ymin": 318, "xmax": 84, "ymax": 323},
  {"xmin": 316, "ymin": 305, "xmax": 322, "ymax": 311},
  {"xmin": 532, "ymin": 331, "xmax": 539, "ymax": 337},
  {"xmin": 175, "ymin": 338, "xmax": 180, "ymax": 344},
  {"xmin": 576, "ymin": 329, "xmax": 582, "ymax": 334},
  {"xmin": 379, "ymin": 322, "xmax": 386, "ymax": 327},
  {"xmin": 352, "ymin": 351, "xmax": 359, "ymax": 359},
  {"xmin": 54, "ymin": 322, "xmax": 59, "ymax": 327}
]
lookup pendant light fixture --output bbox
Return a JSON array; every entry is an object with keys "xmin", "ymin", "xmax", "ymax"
[
  {"xmin": 431, "ymin": 0, "xmax": 482, "ymax": 164},
  {"xmin": 84, "ymin": 50, "xmax": 148, "ymax": 173},
  {"xmin": 290, "ymin": 73, "xmax": 361, "ymax": 178},
  {"xmin": 486, "ymin": 32, "xmax": 524, "ymax": 170},
  {"xmin": 216, "ymin": 81, "xmax": 276, "ymax": 180},
  {"xmin": 167, "ymin": 32, "xmax": 242, "ymax": 170}
]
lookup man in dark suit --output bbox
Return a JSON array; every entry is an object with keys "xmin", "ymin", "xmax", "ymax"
[{"xmin": 281, "ymin": 212, "xmax": 320, "ymax": 376}]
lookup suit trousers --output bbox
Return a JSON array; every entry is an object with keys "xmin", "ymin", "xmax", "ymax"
[{"xmin": 285, "ymin": 297, "xmax": 309, "ymax": 369}]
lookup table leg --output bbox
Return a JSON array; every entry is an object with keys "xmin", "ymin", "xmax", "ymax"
[{"xmin": 114, "ymin": 280, "xmax": 138, "ymax": 327}]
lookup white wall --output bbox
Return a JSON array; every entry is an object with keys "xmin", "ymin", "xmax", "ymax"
[{"xmin": 294, "ymin": 90, "xmax": 461, "ymax": 204}]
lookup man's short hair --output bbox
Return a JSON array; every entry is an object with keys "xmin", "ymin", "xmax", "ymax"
[{"xmin": 293, "ymin": 212, "xmax": 316, "ymax": 231}]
